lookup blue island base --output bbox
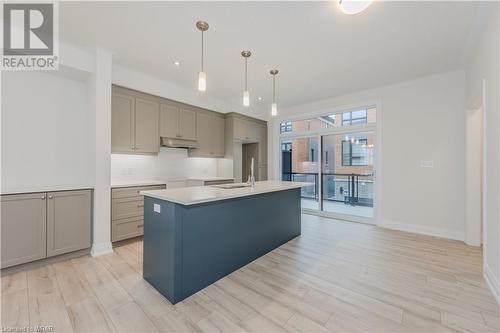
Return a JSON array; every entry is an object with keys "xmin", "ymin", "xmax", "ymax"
[{"xmin": 143, "ymin": 188, "xmax": 301, "ymax": 304}]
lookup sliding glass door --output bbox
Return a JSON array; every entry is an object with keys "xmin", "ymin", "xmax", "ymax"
[
  {"xmin": 281, "ymin": 136, "xmax": 320, "ymax": 211},
  {"xmin": 280, "ymin": 106, "xmax": 377, "ymax": 223},
  {"xmin": 321, "ymin": 131, "xmax": 374, "ymax": 219}
]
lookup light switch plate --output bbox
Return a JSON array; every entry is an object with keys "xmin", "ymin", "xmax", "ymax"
[
  {"xmin": 154, "ymin": 203, "xmax": 161, "ymax": 213},
  {"xmin": 420, "ymin": 160, "xmax": 434, "ymax": 168}
]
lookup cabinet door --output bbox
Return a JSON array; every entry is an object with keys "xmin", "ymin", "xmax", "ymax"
[
  {"xmin": 190, "ymin": 112, "xmax": 211, "ymax": 156},
  {"xmin": 213, "ymin": 116, "xmax": 225, "ymax": 157},
  {"xmin": 112, "ymin": 92, "xmax": 135, "ymax": 153},
  {"xmin": 258, "ymin": 124, "xmax": 268, "ymax": 166},
  {"xmin": 46, "ymin": 190, "xmax": 91, "ymax": 257},
  {"xmin": 135, "ymin": 98, "xmax": 159, "ymax": 153},
  {"xmin": 179, "ymin": 109, "xmax": 197, "ymax": 141},
  {"xmin": 233, "ymin": 118, "xmax": 248, "ymax": 141},
  {"xmin": 1, "ymin": 193, "xmax": 47, "ymax": 268},
  {"xmin": 160, "ymin": 104, "xmax": 179, "ymax": 138}
]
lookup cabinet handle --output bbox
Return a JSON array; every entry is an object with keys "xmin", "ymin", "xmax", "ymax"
[
  {"xmin": 48, "ymin": 195, "xmax": 53, "ymax": 199},
  {"xmin": 176, "ymin": 134, "xmax": 182, "ymax": 138},
  {"xmin": 137, "ymin": 224, "xmax": 143, "ymax": 228},
  {"xmin": 138, "ymin": 204, "xmax": 144, "ymax": 208},
  {"xmin": 41, "ymin": 195, "xmax": 46, "ymax": 200}
]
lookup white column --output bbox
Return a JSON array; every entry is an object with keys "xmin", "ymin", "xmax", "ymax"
[
  {"xmin": 465, "ymin": 107, "xmax": 483, "ymax": 246},
  {"xmin": 90, "ymin": 49, "xmax": 113, "ymax": 256}
]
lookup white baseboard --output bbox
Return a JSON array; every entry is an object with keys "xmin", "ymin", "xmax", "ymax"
[
  {"xmin": 90, "ymin": 242, "xmax": 113, "ymax": 257},
  {"xmin": 484, "ymin": 264, "xmax": 500, "ymax": 305},
  {"xmin": 378, "ymin": 220, "xmax": 465, "ymax": 241}
]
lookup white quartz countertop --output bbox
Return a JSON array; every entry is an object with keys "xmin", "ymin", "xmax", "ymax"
[
  {"xmin": 140, "ymin": 180, "xmax": 312, "ymax": 206},
  {"xmin": 1, "ymin": 184, "xmax": 94, "ymax": 195},
  {"xmin": 111, "ymin": 180, "xmax": 167, "ymax": 188}
]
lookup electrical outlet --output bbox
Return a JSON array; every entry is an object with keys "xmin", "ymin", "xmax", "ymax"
[{"xmin": 420, "ymin": 160, "xmax": 434, "ymax": 168}]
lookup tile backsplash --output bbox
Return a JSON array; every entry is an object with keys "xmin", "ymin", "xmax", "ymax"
[{"xmin": 111, "ymin": 147, "xmax": 225, "ymax": 185}]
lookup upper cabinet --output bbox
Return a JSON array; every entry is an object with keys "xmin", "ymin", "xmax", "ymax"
[
  {"xmin": 160, "ymin": 105, "xmax": 197, "ymax": 141},
  {"xmin": 233, "ymin": 118, "xmax": 261, "ymax": 142},
  {"xmin": 135, "ymin": 98, "xmax": 160, "ymax": 153},
  {"xmin": 189, "ymin": 112, "xmax": 225, "ymax": 158},
  {"xmin": 112, "ymin": 87, "xmax": 159, "ymax": 154}
]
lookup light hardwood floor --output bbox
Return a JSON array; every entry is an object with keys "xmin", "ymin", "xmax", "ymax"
[{"xmin": 2, "ymin": 214, "xmax": 499, "ymax": 333}]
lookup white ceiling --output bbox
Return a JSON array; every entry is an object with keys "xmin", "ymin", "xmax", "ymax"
[{"xmin": 60, "ymin": 1, "xmax": 480, "ymax": 113}]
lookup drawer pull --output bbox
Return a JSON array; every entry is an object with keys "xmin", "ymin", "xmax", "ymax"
[
  {"xmin": 138, "ymin": 204, "xmax": 144, "ymax": 208},
  {"xmin": 137, "ymin": 224, "xmax": 143, "ymax": 228}
]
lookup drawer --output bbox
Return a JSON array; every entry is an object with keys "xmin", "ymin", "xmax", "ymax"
[
  {"xmin": 112, "ymin": 217, "xmax": 143, "ymax": 242},
  {"xmin": 112, "ymin": 197, "xmax": 144, "ymax": 220},
  {"xmin": 112, "ymin": 185, "xmax": 166, "ymax": 199},
  {"xmin": 204, "ymin": 180, "xmax": 234, "ymax": 186}
]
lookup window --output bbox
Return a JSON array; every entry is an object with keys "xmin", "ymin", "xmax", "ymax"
[
  {"xmin": 342, "ymin": 139, "xmax": 368, "ymax": 166},
  {"xmin": 342, "ymin": 109, "xmax": 367, "ymax": 126},
  {"xmin": 280, "ymin": 121, "xmax": 292, "ymax": 134},
  {"xmin": 281, "ymin": 142, "xmax": 292, "ymax": 152}
]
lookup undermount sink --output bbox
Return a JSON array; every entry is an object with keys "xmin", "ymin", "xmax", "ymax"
[{"xmin": 210, "ymin": 183, "xmax": 252, "ymax": 189}]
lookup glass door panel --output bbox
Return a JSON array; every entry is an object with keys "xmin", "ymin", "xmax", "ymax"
[
  {"xmin": 321, "ymin": 131, "xmax": 374, "ymax": 218},
  {"xmin": 281, "ymin": 137, "xmax": 320, "ymax": 210}
]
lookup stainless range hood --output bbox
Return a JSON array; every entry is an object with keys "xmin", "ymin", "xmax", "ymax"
[{"xmin": 160, "ymin": 137, "xmax": 199, "ymax": 149}]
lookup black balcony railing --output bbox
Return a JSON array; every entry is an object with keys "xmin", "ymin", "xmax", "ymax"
[{"xmin": 282, "ymin": 172, "xmax": 374, "ymax": 207}]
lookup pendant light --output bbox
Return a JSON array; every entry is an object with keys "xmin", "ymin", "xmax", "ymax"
[
  {"xmin": 338, "ymin": 0, "xmax": 372, "ymax": 15},
  {"xmin": 270, "ymin": 69, "xmax": 279, "ymax": 116},
  {"xmin": 196, "ymin": 21, "xmax": 209, "ymax": 92},
  {"xmin": 241, "ymin": 51, "xmax": 251, "ymax": 106}
]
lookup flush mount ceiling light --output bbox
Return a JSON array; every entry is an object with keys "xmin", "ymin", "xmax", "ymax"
[
  {"xmin": 338, "ymin": 0, "xmax": 372, "ymax": 15},
  {"xmin": 241, "ymin": 50, "xmax": 252, "ymax": 107},
  {"xmin": 173, "ymin": 61, "xmax": 181, "ymax": 67},
  {"xmin": 196, "ymin": 20, "xmax": 209, "ymax": 92},
  {"xmin": 270, "ymin": 69, "xmax": 279, "ymax": 116}
]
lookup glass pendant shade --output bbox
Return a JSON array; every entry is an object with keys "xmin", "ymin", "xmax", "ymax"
[
  {"xmin": 339, "ymin": 0, "xmax": 372, "ymax": 15},
  {"xmin": 243, "ymin": 90, "xmax": 250, "ymax": 107},
  {"xmin": 271, "ymin": 102, "xmax": 278, "ymax": 116},
  {"xmin": 198, "ymin": 71, "xmax": 206, "ymax": 92}
]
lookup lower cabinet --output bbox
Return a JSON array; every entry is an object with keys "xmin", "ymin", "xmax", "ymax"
[
  {"xmin": 1, "ymin": 189, "xmax": 92, "ymax": 269},
  {"xmin": 1, "ymin": 193, "xmax": 47, "ymax": 268},
  {"xmin": 111, "ymin": 184, "xmax": 166, "ymax": 242},
  {"xmin": 47, "ymin": 190, "xmax": 92, "ymax": 257}
]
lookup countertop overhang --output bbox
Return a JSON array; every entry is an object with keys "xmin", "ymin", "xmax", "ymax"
[{"xmin": 140, "ymin": 180, "xmax": 312, "ymax": 206}]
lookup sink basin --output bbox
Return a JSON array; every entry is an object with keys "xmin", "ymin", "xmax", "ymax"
[{"xmin": 210, "ymin": 183, "xmax": 252, "ymax": 189}]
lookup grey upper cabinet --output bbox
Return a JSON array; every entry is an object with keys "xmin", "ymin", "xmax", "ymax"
[
  {"xmin": 112, "ymin": 88, "xmax": 160, "ymax": 154},
  {"xmin": 1, "ymin": 193, "xmax": 47, "ymax": 269},
  {"xmin": 159, "ymin": 104, "xmax": 179, "ymax": 138},
  {"xmin": 179, "ymin": 109, "xmax": 197, "ymax": 140},
  {"xmin": 135, "ymin": 98, "xmax": 159, "ymax": 154},
  {"xmin": 189, "ymin": 112, "xmax": 225, "ymax": 158},
  {"xmin": 160, "ymin": 104, "xmax": 197, "ymax": 141},
  {"xmin": 112, "ymin": 92, "xmax": 135, "ymax": 153},
  {"xmin": 233, "ymin": 118, "xmax": 260, "ymax": 142},
  {"xmin": 46, "ymin": 190, "xmax": 91, "ymax": 257}
]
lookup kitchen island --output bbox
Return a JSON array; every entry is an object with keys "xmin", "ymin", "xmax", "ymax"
[{"xmin": 140, "ymin": 180, "xmax": 310, "ymax": 304}]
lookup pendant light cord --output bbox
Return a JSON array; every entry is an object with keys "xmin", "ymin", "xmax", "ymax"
[
  {"xmin": 201, "ymin": 31, "xmax": 204, "ymax": 71},
  {"xmin": 272, "ymin": 74, "xmax": 276, "ymax": 102},
  {"xmin": 245, "ymin": 57, "xmax": 248, "ymax": 90}
]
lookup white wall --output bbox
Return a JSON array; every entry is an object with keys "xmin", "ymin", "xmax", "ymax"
[
  {"xmin": 111, "ymin": 147, "xmax": 221, "ymax": 186},
  {"xmin": 466, "ymin": 3, "xmax": 500, "ymax": 303},
  {"xmin": 1, "ymin": 71, "xmax": 93, "ymax": 192},
  {"xmin": 274, "ymin": 71, "xmax": 466, "ymax": 240}
]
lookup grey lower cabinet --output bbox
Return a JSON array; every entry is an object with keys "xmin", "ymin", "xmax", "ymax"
[
  {"xmin": 1, "ymin": 189, "xmax": 92, "ymax": 269},
  {"xmin": 47, "ymin": 190, "xmax": 92, "ymax": 257},
  {"xmin": 111, "ymin": 184, "xmax": 166, "ymax": 242}
]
